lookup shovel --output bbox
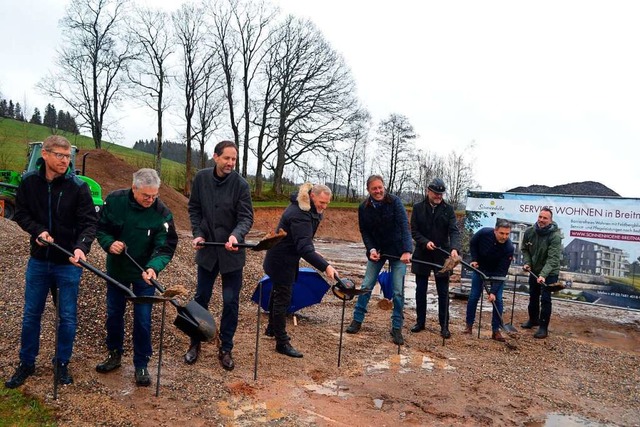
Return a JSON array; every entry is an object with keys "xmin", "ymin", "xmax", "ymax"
[
  {"xmin": 196, "ymin": 229, "xmax": 287, "ymax": 251},
  {"xmin": 122, "ymin": 247, "xmax": 217, "ymax": 342},
  {"xmin": 434, "ymin": 247, "xmax": 518, "ymax": 337},
  {"xmin": 332, "ymin": 276, "xmax": 370, "ymax": 367},
  {"xmin": 527, "ymin": 270, "xmax": 565, "ymax": 292},
  {"xmin": 41, "ymin": 239, "xmax": 171, "ymax": 305}
]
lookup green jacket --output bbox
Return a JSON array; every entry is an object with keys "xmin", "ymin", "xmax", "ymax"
[
  {"xmin": 522, "ymin": 221, "xmax": 563, "ymax": 278},
  {"xmin": 97, "ymin": 189, "xmax": 178, "ymax": 282}
]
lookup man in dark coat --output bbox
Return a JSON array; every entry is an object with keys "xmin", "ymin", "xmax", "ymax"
[
  {"xmin": 95, "ymin": 168, "xmax": 178, "ymax": 386},
  {"xmin": 345, "ymin": 175, "xmax": 412, "ymax": 345},
  {"xmin": 185, "ymin": 140, "xmax": 254, "ymax": 370},
  {"xmin": 464, "ymin": 219, "xmax": 514, "ymax": 342},
  {"xmin": 263, "ymin": 183, "xmax": 338, "ymax": 358},
  {"xmin": 5, "ymin": 135, "xmax": 98, "ymax": 389},
  {"xmin": 521, "ymin": 207, "xmax": 563, "ymax": 339},
  {"xmin": 410, "ymin": 178, "xmax": 460, "ymax": 338}
]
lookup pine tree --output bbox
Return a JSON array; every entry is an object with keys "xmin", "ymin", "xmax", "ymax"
[
  {"xmin": 43, "ymin": 103, "xmax": 57, "ymax": 128},
  {"xmin": 14, "ymin": 103, "xmax": 24, "ymax": 121},
  {"xmin": 0, "ymin": 99, "xmax": 7, "ymax": 117},
  {"xmin": 7, "ymin": 100, "xmax": 15, "ymax": 118},
  {"xmin": 57, "ymin": 110, "xmax": 67, "ymax": 131},
  {"xmin": 30, "ymin": 108, "xmax": 43, "ymax": 124},
  {"xmin": 65, "ymin": 112, "xmax": 79, "ymax": 134}
]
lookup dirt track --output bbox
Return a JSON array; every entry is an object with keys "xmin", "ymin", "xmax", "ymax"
[{"xmin": 0, "ymin": 149, "xmax": 639, "ymax": 426}]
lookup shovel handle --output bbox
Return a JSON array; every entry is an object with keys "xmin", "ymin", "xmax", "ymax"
[
  {"xmin": 382, "ymin": 254, "xmax": 444, "ymax": 270},
  {"xmin": 39, "ymin": 238, "xmax": 137, "ymax": 299},
  {"xmin": 196, "ymin": 241, "xmax": 256, "ymax": 248}
]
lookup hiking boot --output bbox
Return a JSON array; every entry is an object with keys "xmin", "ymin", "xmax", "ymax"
[
  {"xmin": 218, "ymin": 349, "xmax": 235, "ymax": 371},
  {"xmin": 410, "ymin": 323, "xmax": 425, "ymax": 333},
  {"xmin": 55, "ymin": 362, "xmax": 73, "ymax": 385},
  {"xmin": 534, "ymin": 327, "xmax": 548, "ymax": 339},
  {"xmin": 463, "ymin": 324, "xmax": 473, "ymax": 334},
  {"xmin": 96, "ymin": 349, "xmax": 121, "ymax": 373},
  {"xmin": 521, "ymin": 319, "xmax": 539, "ymax": 329},
  {"xmin": 440, "ymin": 328, "xmax": 452, "ymax": 339},
  {"xmin": 345, "ymin": 320, "xmax": 361, "ymax": 334},
  {"xmin": 5, "ymin": 362, "xmax": 35, "ymax": 389},
  {"xmin": 492, "ymin": 331, "xmax": 506, "ymax": 342},
  {"xmin": 135, "ymin": 367, "xmax": 151, "ymax": 387},
  {"xmin": 390, "ymin": 328, "xmax": 404, "ymax": 345}
]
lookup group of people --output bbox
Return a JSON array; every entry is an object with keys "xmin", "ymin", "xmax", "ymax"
[{"xmin": 4, "ymin": 134, "xmax": 562, "ymax": 391}]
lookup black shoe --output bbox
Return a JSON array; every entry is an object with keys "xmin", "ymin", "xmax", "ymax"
[
  {"xmin": 276, "ymin": 343, "xmax": 303, "ymax": 358},
  {"xmin": 96, "ymin": 349, "xmax": 121, "ymax": 373},
  {"xmin": 135, "ymin": 367, "xmax": 151, "ymax": 386},
  {"xmin": 534, "ymin": 327, "xmax": 548, "ymax": 339},
  {"xmin": 55, "ymin": 362, "xmax": 73, "ymax": 385},
  {"xmin": 390, "ymin": 328, "xmax": 404, "ymax": 345},
  {"xmin": 410, "ymin": 323, "xmax": 425, "ymax": 333},
  {"xmin": 184, "ymin": 342, "xmax": 200, "ymax": 365},
  {"xmin": 5, "ymin": 362, "xmax": 35, "ymax": 389},
  {"xmin": 345, "ymin": 320, "xmax": 361, "ymax": 334},
  {"xmin": 521, "ymin": 320, "xmax": 539, "ymax": 329},
  {"xmin": 440, "ymin": 328, "xmax": 452, "ymax": 339},
  {"xmin": 218, "ymin": 350, "xmax": 235, "ymax": 371},
  {"xmin": 264, "ymin": 324, "xmax": 275, "ymax": 337}
]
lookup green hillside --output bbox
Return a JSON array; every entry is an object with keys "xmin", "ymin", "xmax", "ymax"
[{"xmin": 0, "ymin": 118, "xmax": 187, "ymax": 189}]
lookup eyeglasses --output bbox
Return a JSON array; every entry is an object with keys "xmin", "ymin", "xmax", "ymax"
[
  {"xmin": 46, "ymin": 150, "xmax": 71, "ymax": 161},
  {"xmin": 140, "ymin": 193, "xmax": 159, "ymax": 201}
]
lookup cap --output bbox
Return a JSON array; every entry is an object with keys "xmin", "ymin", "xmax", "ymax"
[{"xmin": 427, "ymin": 178, "xmax": 446, "ymax": 194}]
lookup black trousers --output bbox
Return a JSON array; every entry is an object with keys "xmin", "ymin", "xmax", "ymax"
[
  {"xmin": 527, "ymin": 274, "xmax": 558, "ymax": 328},
  {"xmin": 414, "ymin": 272, "xmax": 450, "ymax": 328},
  {"xmin": 268, "ymin": 278, "xmax": 294, "ymax": 346}
]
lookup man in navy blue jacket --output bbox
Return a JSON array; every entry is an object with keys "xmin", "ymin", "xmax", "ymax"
[
  {"xmin": 345, "ymin": 175, "xmax": 412, "ymax": 345},
  {"xmin": 464, "ymin": 219, "xmax": 514, "ymax": 342}
]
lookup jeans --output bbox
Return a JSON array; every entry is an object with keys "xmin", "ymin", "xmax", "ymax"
[
  {"xmin": 465, "ymin": 272, "xmax": 504, "ymax": 332},
  {"xmin": 414, "ymin": 271, "xmax": 450, "ymax": 328},
  {"xmin": 527, "ymin": 274, "xmax": 557, "ymax": 328},
  {"xmin": 20, "ymin": 258, "xmax": 82, "ymax": 365},
  {"xmin": 192, "ymin": 265, "xmax": 242, "ymax": 352},
  {"xmin": 352, "ymin": 258, "xmax": 406, "ymax": 329},
  {"xmin": 105, "ymin": 278, "xmax": 155, "ymax": 369}
]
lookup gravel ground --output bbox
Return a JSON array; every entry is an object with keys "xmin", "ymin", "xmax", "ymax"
[{"xmin": 1, "ymin": 216, "xmax": 639, "ymax": 426}]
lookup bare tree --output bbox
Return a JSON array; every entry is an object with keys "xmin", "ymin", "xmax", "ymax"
[
  {"xmin": 268, "ymin": 16, "xmax": 358, "ymax": 195},
  {"xmin": 376, "ymin": 113, "xmax": 416, "ymax": 195},
  {"xmin": 128, "ymin": 6, "xmax": 174, "ymax": 175},
  {"xmin": 38, "ymin": 0, "xmax": 133, "ymax": 149},
  {"xmin": 174, "ymin": 2, "xmax": 213, "ymax": 195},
  {"xmin": 193, "ymin": 60, "xmax": 225, "ymax": 169},
  {"xmin": 442, "ymin": 143, "xmax": 476, "ymax": 209},
  {"xmin": 340, "ymin": 108, "xmax": 371, "ymax": 201}
]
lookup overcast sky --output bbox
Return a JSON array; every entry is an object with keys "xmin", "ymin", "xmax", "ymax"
[{"xmin": 2, "ymin": 0, "xmax": 640, "ymax": 197}]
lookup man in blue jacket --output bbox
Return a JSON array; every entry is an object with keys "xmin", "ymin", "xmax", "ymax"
[
  {"xmin": 263, "ymin": 183, "xmax": 338, "ymax": 357},
  {"xmin": 95, "ymin": 168, "xmax": 178, "ymax": 386},
  {"xmin": 5, "ymin": 135, "xmax": 98, "ymax": 389},
  {"xmin": 464, "ymin": 219, "xmax": 514, "ymax": 342},
  {"xmin": 345, "ymin": 175, "xmax": 412, "ymax": 345},
  {"xmin": 185, "ymin": 140, "xmax": 253, "ymax": 370}
]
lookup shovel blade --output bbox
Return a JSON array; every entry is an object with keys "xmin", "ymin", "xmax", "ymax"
[{"xmin": 502, "ymin": 323, "xmax": 519, "ymax": 334}]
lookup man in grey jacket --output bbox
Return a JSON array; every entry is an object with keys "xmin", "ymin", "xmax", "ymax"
[{"xmin": 184, "ymin": 140, "xmax": 254, "ymax": 370}]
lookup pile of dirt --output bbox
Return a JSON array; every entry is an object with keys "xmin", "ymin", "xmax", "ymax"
[{"xmin": 507, "ymin": 181, "xmax": 620, "ymax": 197}]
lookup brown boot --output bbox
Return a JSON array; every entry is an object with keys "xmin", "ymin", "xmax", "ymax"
[
  {"xmin": 463, "ymin": 324, "xmax": 473, "ymax": 334},
  {"xmin": 492, "ymin": 330, "xmax": 506, "ymax": 342}
]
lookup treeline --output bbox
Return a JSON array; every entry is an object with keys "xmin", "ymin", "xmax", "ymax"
[
  {"xmin": 0, "ymin": 96, "xmax": 79, "ymax": 134},
  {"xmin": 132, "ymin": 139, "xmax": 213, "ymax": 168}
]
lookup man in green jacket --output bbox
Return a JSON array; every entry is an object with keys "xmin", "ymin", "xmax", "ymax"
[
  {"xmin": 521, "ymin": 207, "xmax": 563, "ymax": 339},
  {"xmin": 95, "ymin": 168, "xmax": 178, "ymax": 386}
]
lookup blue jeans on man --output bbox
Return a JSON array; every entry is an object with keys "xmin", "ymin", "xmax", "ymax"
[
  {"xmin": 352, "ymin": 258, "xmax": 406, "ymax": 329},
  {"xmin": 465, "ymin": 271, "xmax": 504, "ymax": 332},
  {"xmin": 20, "ymin": 258, "xmax": 82, "ymax": 365},
  {"xmin": 192, "ymin": 265, "xmax": 242, "ymax": 352},
  {"xmin": 105, "ymin": 279, "xmax": 155, "ymax": 369}
]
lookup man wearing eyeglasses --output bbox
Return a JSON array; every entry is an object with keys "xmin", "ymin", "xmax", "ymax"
[
  {"xmin": 6, "ymin": 135, "xmax": 98, "ymax": 389},
  {"xmin": 94, "ymin": 168, "xmax": 177, "ymax": 386}
]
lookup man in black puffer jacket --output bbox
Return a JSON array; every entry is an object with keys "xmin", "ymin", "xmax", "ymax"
[
  {"xmin": 263, "ymin": 183, "xmax": 338, "ymax": 358},
  {"xmin": 6, "ymin": 135, "xmax": 98, "ymax": 389}
]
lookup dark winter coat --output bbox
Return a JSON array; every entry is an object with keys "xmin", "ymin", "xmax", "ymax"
[
  {"xmin": 14, "ymin": 158, "xmax": 98, "ymax": 264},
  {"xmin": 96, "ymin": 189, "xmax": 178, "ymax": 282},
  {"xmin": 358, "ymin": 193, "xmax": 412, "ymax": 260},
  {"xmin": 410, "ymin": 199, "xmax": 460, "ymax": 275},
  {"xmin": 189, "ymin": 168, "xmax": 254, "ymax": 274},
  {"xmin": 263, "ymin": 185, "xmax": 329, "ymax": 285},
  {"xmin": 469, "ymin": 227, "xmax": 514, "ymax": 293},
  {"xmin": 522, "ymin": 221, "xmax": 563, "ymax": 278}
]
